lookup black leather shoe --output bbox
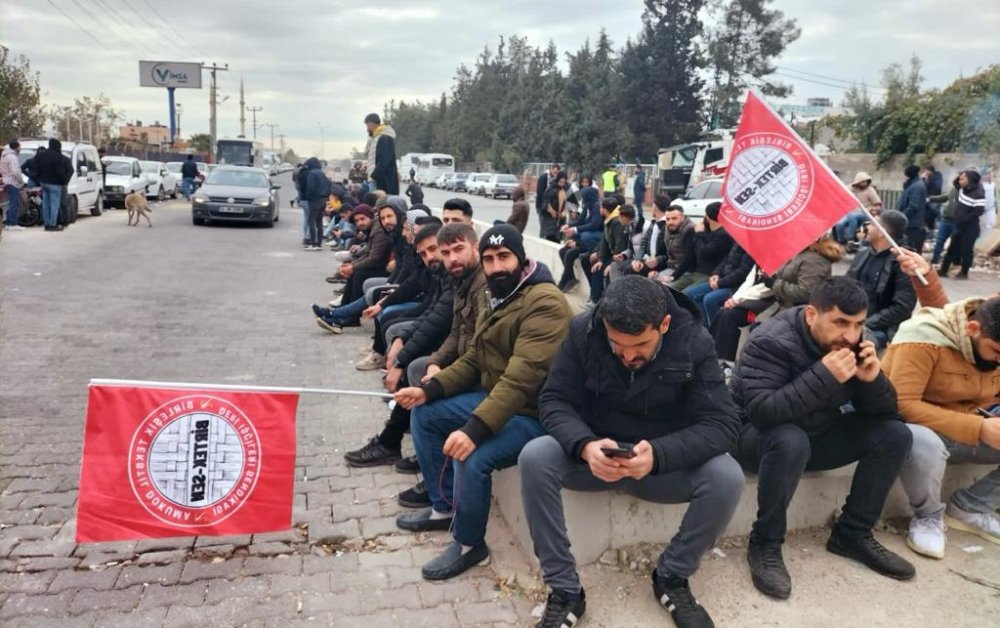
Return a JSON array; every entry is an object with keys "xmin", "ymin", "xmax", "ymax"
[
  {"xmin": 396, "ymin": 507, "xmax": 452, "ymax": 532},
  {"xmin": 421, "ymin": 541, "xmax": 489, "ymax": 580},
  {"xmin": 398, "ymin": 481, "xmax": 431, "ymax": 508},
  {"xmin": 394, "ymin": 455, "xmax": 420, "ymax": 475},
  {"xmin": 747, "ymin": 539, "xmax": 791, "ymax": 599},
  {"xmin": 343, "ymin": 437, "xmax": 401, "ymax": 468},
  {"xmin": 826, "ymin": 529, "xmax": 915, "ymax": 580}
]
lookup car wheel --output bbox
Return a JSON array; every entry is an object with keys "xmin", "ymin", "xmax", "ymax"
[
  {"xmin": 192, "ymin": 216, "xmax": 203, "ymax": 226},
  {"xmin": 274, "ymin": 209, "xmax": 279, "ymax": 223},
  {"xmin": 91, "ymin": 193, "xmax": 103, "ymax": 216},
  {"xmin": 171, "ymin": 185, "xmax": 178, "ymax": 199},
  {"xmin": 68, "ymin": 195, "xmax": 79, "ymax": 223},
  {"xmin": 156, "ymin": 185, "xmax": 166, "ymax": 201}
]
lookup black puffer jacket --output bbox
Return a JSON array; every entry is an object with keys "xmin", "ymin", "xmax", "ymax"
[
  {"xmin": 712, "ymin": 244, "xmax": 755, "ymax": 290},
  {"xmin": 674, "ymin": 225, "xmax": 733, "ymax": 280},
  {"xmin": 383, "ymin": 252, "xmax": 436, "ymax": 309},
  {"xmin": 845, "ymin": 247, "xmax": 917, "ymax": 338},
  {"xmin": 394, "ymin": 271, "xmax": 455, "ymax": 368},
  {"xmin": 731, "ymin": 307, "xmax": 899, "ymax": 436},
  {"xmin": 539, "ymin": 284, "xmax": 740, "ymax": 473}
]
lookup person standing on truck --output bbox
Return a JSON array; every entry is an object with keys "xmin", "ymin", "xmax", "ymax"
[{"xmin": 364, "ymin": 113, "xmax": 399, "ymax": 195}]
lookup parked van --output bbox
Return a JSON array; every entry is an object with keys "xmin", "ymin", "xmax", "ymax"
[{"xmin": 18, "ymin": 140, "xmax": 105, "ymax": 218}]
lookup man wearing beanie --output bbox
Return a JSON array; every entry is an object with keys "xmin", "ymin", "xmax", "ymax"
[{"xmin": 393, "ymin": 224, "xmax": 573, "ymax": 581}]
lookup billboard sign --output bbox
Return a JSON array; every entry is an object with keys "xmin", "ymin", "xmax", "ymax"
[{"xmin": 139, "ymin": 61, "xmax": 202, "ymax": 89}]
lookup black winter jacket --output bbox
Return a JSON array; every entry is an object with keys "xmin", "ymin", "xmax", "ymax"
[
  {"xmin": 394, "ymin": 271, "xmax": 455, "ymax": 368},
  {"xmin": 539, "ymin": 284, "xmax": 740, "ymax": 473},
  {"xmin": 845, "ymin": 247, "xmax": 917, "ymax": 337},
  {"xmin": 34, "ymin": 145, "xmax": 73, "ymax": 186},
  {"xmin": 712, "ymin": 244, "xmax": 755, "ymax": 290},
  {"xmin": 731, "ymin": 307, "xmax": 899, "ymax": 436},
  {"xmin": 674, "ymin": 225, "xmax": 733, "ymax": 280}
]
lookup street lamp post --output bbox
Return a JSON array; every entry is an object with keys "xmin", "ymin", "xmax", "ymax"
[{"xmin": 317, "ymin": 123, "xmax": 332, "ymax": 159}]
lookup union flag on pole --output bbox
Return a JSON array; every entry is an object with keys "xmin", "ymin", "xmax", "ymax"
[
  {"xmin": 719, "ymin": 91, "xmax": 859, "ymax": 275},
  {"xmin": 76, "ymin": 383, "xmax": 298, "ymax": 543}
]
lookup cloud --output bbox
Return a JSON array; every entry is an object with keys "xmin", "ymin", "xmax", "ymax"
[{"xmin": 4, "ymin": 0, "xmax": 996, "ymax": 158}]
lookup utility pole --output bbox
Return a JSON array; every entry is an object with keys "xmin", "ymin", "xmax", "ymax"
[
  {"xmin": 277, "ymin": 133, "xmax": 286, "ymax": 155},
  {"xmin": 247, "ymin": 106, "xmax": 262, "ymax": 139},
  {"xmin": 175, "ymin": 103, "xmax": 183, "ymax": 140},
  {"xmin": 263, "ymin": 123, "xmax": 279, "ymax": 151},
  {"xmin": 201, "ymin": 62, "xmax": 229, "ymax": 152},
  {"xmin": 239, "ymin": 78, "xmax": 246, "ymax": 137},
  {"xmin": 317, "ymin": 123, "xmax": 332, "ymax": 160}
]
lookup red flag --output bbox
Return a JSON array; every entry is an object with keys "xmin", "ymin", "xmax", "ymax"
[
  {"xmin": 76, "ymin": 384, "xmax": 298, "ymax": 543},
  {"xmin": 719, "ymin": 91, "xmax": 859, "ymax": 275}
]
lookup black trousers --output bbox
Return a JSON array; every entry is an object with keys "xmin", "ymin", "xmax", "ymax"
[
  {"xmin": 372, "ymin": 312, "xmax": 418, "ymax": 355},
  {"xmin": 710, "ymin": 298, "xmax": 773, "ymax": 361},
  {"xmin": 307, "ymin": 202, "xmax": 324, "ymax": 246},
  {"xmin": 940, "ymin": 225, "xmax": 980, "ymax": 275},
  {"xmin": 737, "ymin": 417, "xmax": 912, "ymax": 543},
  {"xmin": 905, "ymin": 226, "xmax": 927, "ymax": 256}
]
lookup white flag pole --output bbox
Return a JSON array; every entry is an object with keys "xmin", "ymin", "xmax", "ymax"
[
  {"xmin": 748, "ymin": 89, "xmax": 929, "ymax": 286},
  {"xmin": 89, "ymin": 378, "xmax": 395, "ymax": 400}
]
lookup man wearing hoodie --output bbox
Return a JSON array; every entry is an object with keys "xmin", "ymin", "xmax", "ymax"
[
  {"xmin": 393, "ymin": 225, "xmax": 573, "ymax": 581},
  {"xmin": 1, "ymin": 140, "xmax": 24, "ymax": 231},
  {"xmin": 940, "ymin": 169, "xmax": 987, "ymax": 280},
  {"xmin": 885, "ymin": 295, "xmax": 1000, "ymax": 556},
  {"xmin": 506, "ymin": 186, "xmax": 529, "ymax": 233},
  {"xmin": 33, "ymin": 138, "xmax": 73, "ymax": 231},
  {"xmin": 523, "ymin": 276, "xmax": 743, "ymax": 628},
  {"xmin": 897, "ymin": 164, "xmax": 929, "ymax": 254},
  {"xmin": 364, "ymin": 113, "xmax": 399, "ymax": 195},
  {"xmin": 301, "ymin": 157, "xmax": 331, "ymax": 250}
]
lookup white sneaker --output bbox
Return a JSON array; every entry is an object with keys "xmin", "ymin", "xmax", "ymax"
[
  {"xmin": 355, "ymin": 351, "xmax": 386, "ymax": 371},
  {"xmin": 328, "ymin": 296, "xmax": 342, "ymax": 308},
  {"xmin": 906, "ymin": 516, "xmax": 946, "ymax": 558},
  {"xmin": 945, "ymin": 503, "xmax": 1000, "ymax": 545},
  {"xmin": 7, "ymin": 225, "xmax": 26, "ymax": 231}
]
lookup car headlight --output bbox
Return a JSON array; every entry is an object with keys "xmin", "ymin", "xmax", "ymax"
[
  {"xmin": 113, "ymin": 186, "xmax": 124, "ymax": 193},
  {"xmin": 193, "ymin": 195, "xmax": 208, "ymax": 204},
  {"xmin": 253, "ymin": 196, "xmax": 271, "ymax": 206}
]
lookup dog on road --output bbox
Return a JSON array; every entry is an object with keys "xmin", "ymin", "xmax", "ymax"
[{"xmin": 124, "ymin": 191, "xmax": 153, "ymax": 228}]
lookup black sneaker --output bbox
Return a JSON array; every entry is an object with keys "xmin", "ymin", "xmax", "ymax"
[
  {"xmin": 560, "ymin": 278, "xmax": 580, "ymax": 294},
  {"xmin": 536, "ymin": 589, "xmax": 586, "ymax": 628},
  {"xmin": 826, "ymin": 529, "xmax": 915, "ymax": 580},
  {"xmin": 343, "ymin": 437, "xmax": 401, "ymax": 468},
  {"xmin": 396, "ymin": 507, "xmax": 452, "ymax": 532},
  {"xmin": 312, "ymin": 304, "xmax": 331, "ymax": 318},
  {"xmin": 747, "ymin": 539, "xmax": 791, "ymax": 599},
  {"xmin": 421, "ymin": 540, "xmax": 489, "ymax": 580},
  {"xmin": 394, "ymin": 455, "xmax": 420, "ymax": 475},
  {"xmin": 651, "ymin": 570, "xmax": 714, "ymax": 628},
  {"xmin": 398, "ymin": 481, "xmax": 431, "ymax": 508}
]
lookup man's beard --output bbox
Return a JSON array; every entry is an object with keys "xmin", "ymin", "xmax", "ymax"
[
  {"xmin": 487, "ymin": 267, "xmax": 522, "ymax": 300},
  {"xmin": 972, "ymin": 344, "xmax": 999, "ymax": 372}
]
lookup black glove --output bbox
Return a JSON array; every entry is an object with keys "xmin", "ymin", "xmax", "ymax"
[{"xmin": 761, "ymin": 274, "xmax": 775, "ymax": 289}]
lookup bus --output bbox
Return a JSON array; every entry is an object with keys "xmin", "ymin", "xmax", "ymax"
[
  {"xmin": 398, "ymin": 153, "xmax": 424, "ymax": 181},
  {"xmin": 415, "ymin": 153, "xmax": 455, "ymax": 186},
  {"xmin": 216, "ymin": 138, "xmax": 265, "ymax": 168}
]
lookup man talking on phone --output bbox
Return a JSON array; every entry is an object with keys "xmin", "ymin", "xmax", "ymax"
[
  {"xmin": 733, "ymin": 277, "xmax": 915, "ymax": 601},
  {"xmin": 521, "ymin": 276, "xmax": 743, "ymax": 628}
]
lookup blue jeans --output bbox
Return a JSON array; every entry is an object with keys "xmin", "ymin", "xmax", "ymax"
[
  {"xmin": 300, "ymin": 199, "xmax": 310, "ymax": 239},
  {"xmin": 182, "ymin": 177, "xmax": 194, "ymax": 199},
  {"xmin": 379, "ymin": 301, "xmax": 422, "ymax": 323},
  {"xmin": 41, "ymin": 183, "xmax": 62, "ymax": 226},
  {"xmin": 4, "ymin": 184, "xmax": 20, "ymax": 225},
  {"xmin": 931, "ymin": 220, "xmax": 954, "ymax": 264},
  {"xmin": 328, "ymin": 295, "xmax": 367, "ymax": 322},
  {"xmin": 411, "ymin": 391, "xmax": 546, "ymax": 546},
  {"xmin": 835, "ymin": 210, "xmax": 865, "ymax": 243},
  {"xmin": 683, "ymin": 282, "xmax": 733, "ymax": 327}
]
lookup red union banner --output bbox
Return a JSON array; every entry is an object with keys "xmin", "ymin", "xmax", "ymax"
[
  {"xmin": 719, "ymin": 91, "xmax": 859, "ymax": 275},
  {"xmin": 77, "ymin": 384, "xmax": 298, "ymax": 543}
]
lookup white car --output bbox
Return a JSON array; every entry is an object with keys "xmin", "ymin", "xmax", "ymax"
[
  {"xmin": 102, "ymin": 156, "xmax": 151, "ymax": 208},
  {"xmin": 482, "ymin": 173, "xmax": 519, "ymax": 199},
  {"xmin": 279, "ymin": 162, "xmax": 293, "ymax": 173},
  {"xmin": 139, "ymin": 161, "xmax": 178, "ymax": 200},
  {"xmin": 18, "ymin": 140, "xmax": 105, "ymax": 219},
  {"xmin": 671, "ymin": 178, "xmax": 723, "ymax": 221},
  {"xmin": 434, "ymin": 173, "xmax": 451, "ymax": 188},
  {"xmin": 466, "ymin": 173, "xmax": 492, "ymax": 195}
]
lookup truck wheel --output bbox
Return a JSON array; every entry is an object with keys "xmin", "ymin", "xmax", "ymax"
[
  {"xmin": 157, "ymin": 185, "xmax": 166, "ymax": 201},
  {"xmin": 69, "ymin": 195, "xmax": 79, "ymax": 223},
  {"xmin": 91, "ymin": 193, "xmax": 103, "ymax": 216}
]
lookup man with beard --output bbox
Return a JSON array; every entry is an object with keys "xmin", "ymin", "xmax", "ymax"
[
  {"xmin": 393, "ymin": 225, "xmax": 573, "ymax": 581},
  {"xmin": 886, "ymin": 295, "xmax": 1000, "ymax": 556},
  {"xmin": 522, "ymin": 276, "xmax": 743, "ymax": 628},
  {"xmin": 364, "ymin": 113, "xmax": 399, "ymax": 194},
  {"xmin": 732, "ymin": 277, "xmax": 915, "ymax": 600}
]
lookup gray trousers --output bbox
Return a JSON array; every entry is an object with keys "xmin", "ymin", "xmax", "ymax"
[
  {"xmin": 363, "ymin": 278, "xmax": 393, "ymax": 306},
  {"xmin": 900, "ymin": 424, "xmax": 1000, "ymax": 518},
  {"xmin": 406, "ymin": 355, "xmax": 431, "ymax": 387},
  {"xmin": 518, "ymin": 435, "xmax": 744, "ymax": 593}
]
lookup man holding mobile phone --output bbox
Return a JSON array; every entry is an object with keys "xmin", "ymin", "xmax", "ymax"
[
  {"xmin": 521, "ymin": 276, "xmax": 743, "ymax": 628},
  {"xmin": 885, "ymin": 294, "xmax": 1000, "ymax": 556}
]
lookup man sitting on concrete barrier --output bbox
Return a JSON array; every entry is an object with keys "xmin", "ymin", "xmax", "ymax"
[
  {"xmin": 521, "ymin": 275, "xmax": 743, "ymax": 628},
  {"xmin": 392, "ymin": 225, "xmax": 573, "ymax": 580},
  {"xmin": 733, "ymin": 277, "xmax": 915, "ymax": 600},
  {"xmin": 885, "ymin": 293, "xmax": 1000, "ymax": 555}
]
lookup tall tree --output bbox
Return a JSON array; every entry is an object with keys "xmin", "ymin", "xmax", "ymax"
[
  {"xmin": 48, "ymin": 94, "xmax": 122, "ymax": 145},
  {"xmin": 188, "ymin": 133, "xmax": 212, "ymax": 153},
  {"xmin": 619, "ymin": 0, "xmax": 707, "ymax": 160},
  {"xmin": 0, "ymin": 46, "xmax": 46, "ymax": 140},
  {"xmin": 705, "ymin": 0, "xmax": 800, "ymax": 129}
]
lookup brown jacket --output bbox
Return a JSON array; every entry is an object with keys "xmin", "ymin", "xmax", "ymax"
[
  {"xmin": 883, "ymin": 296, "xmax": 1000, "ymax": 445},
  {"xmin": 771, "ymin": 239, "xmax": 843, "ymax": 311},
  {"xmin": 507, "ymin": 188, "xmax": 529, "ymax": 233},
  {"xmin": 428, "ymin": 269, "xmax": 487, "ymax": 368}
]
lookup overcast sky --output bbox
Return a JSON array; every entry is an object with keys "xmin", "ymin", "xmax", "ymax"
[{"xmin": 3, "ymin": 0, "xmax": 998, "ymax": 158}]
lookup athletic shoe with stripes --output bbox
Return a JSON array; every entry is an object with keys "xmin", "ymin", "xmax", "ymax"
[
  {"xmin": 651, "ymin": 570, "xmax": 714, "ymax": 628},
  {"xmin": 536, "ymin": 589, "xmax": 586, "ymax": 628}
]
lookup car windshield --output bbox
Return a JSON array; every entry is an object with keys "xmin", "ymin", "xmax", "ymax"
[
  {"xmin": 205, "ymin": 170, "xmax": 269, "ymax": 188},
  {"xmin": 498, "ymin": 175, "xmax": 517, "ymax": 183},
  {"xmin": 139, "ymin": 162, "xmax": 160, "ymax": 172},
  {"xmin": 455, "ymin": 173, "xmax": 468, "ymax": 180},
  {"xmin": 104, "ymin": 161, "xmax": 133, "ymax": 176},
  {"xmin": 166, "ymin": 163, "xmax": 182, "ymax": 173},
  {"xmin": 432, "ymin": 157, "xmax": 453, "ymax": 167},
  {"xmin": 17, "ymin": 149, "xmax": 37, "ymax": 165},
  {"xmin": 670, "ymin": 146, "xmax": 698, "ymax": 168}
]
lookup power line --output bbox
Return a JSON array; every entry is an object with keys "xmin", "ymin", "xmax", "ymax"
[
  {"xmin": 92, "ymin": 0, "xmax": 160, "ymax": 56},
  {"xmin": 773, "ymin": 71, "xmax": 887, "ymax": 95},
  {"xmin": 775, "ymin": 66, "xmax": 887, "ymax": 93},
  {"xmin": 140, "ymin": 0, "xmax": 210, "ymax": 58},
  {"xmin": 72, "ymin": 0, "xmax": 152, "ymax": 58},
  {"xmin": 45, "ymin": 0, "xmax": 110, "ymax": 50}
]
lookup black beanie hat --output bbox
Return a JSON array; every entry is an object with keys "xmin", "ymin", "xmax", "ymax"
[{"xmin": 479, "ymin": 224, "xmax": 526, "ymax": 265}]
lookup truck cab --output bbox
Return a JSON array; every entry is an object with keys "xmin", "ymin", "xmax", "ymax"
[{"xmin": 656, "ymin": 129, "xmax": 734, "ymax": 198}]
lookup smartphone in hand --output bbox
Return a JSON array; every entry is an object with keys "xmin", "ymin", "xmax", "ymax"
[{"xmin": 600, "ymin": 443, "xmax": 636, "ymax": 459}]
